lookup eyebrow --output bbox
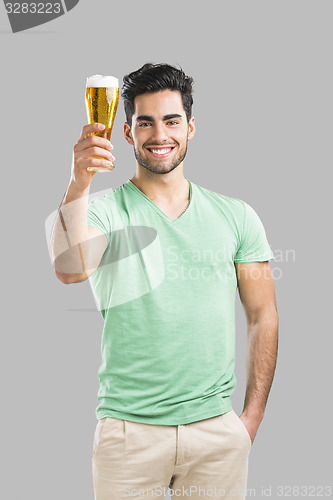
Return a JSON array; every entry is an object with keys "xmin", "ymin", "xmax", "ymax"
[{"xmin": 136, "ymin": 114, "xmax": 183, "ymax": 122}]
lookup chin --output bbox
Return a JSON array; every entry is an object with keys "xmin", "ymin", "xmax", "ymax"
[{"xmin": 141, "ymin": 163, "xmax": 180, "ymax": 175}]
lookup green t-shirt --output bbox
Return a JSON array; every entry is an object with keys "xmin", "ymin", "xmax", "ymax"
[{"xmin": 87, "ymin": 179, "xmax": 274, "ymax": 425}]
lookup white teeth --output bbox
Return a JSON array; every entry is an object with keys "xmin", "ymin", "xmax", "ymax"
[{"xmin": 150, "ymin": 148, "xmax": 172, "ymax": 155}]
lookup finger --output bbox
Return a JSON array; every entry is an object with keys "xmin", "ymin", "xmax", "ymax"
[
  {"xmin": 76, "ymin": 146, "xmax": 115, "ymax": 162},
  {"xmin": 74, "ymin": 136, "xmax": 113, "ymax": 155},
  {"xmin": 78, "ymin": 157, "xmax": 115, "ymax": 170},
  {"xmin": 78, "ymin": 123, "xmax": 106, "ymax": 141}
]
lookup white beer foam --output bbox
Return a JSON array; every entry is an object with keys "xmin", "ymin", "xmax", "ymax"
[{"xmin": 86, "ymin": 75, "xmax": 119, "ymax": 88}]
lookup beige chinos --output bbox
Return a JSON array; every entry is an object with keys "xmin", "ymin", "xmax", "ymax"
[{"xmin": 92, "ymin": 409, "xmax": 252, "ymax": 499}]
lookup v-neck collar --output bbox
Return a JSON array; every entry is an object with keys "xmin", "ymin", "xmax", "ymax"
[{"xmin": 126, "ymin": 179, "xmax": 193, "ymax": 224}]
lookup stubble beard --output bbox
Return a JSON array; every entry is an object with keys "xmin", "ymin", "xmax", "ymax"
[{"xmin": 133, "ymin": 142, "xmax": 188, "ymax": 175}]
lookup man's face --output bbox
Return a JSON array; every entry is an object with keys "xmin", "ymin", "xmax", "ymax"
[{"xmin": 124, "ymin": 90, "xmax": 195, "ymax": 175}]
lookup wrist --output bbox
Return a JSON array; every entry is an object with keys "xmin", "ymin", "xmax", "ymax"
[{"xmin": 241, "ymin": 405, "xmax": 265, "ymax": 423}]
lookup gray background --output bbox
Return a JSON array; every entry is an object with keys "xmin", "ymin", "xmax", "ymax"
[{"xmin": 1, "ymin": 1, "xmax": 332, "ymax": 499}]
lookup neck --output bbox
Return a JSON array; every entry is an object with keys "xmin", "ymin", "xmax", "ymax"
[{"xmin": 130, "ymin": 163, "xmax": 189, "ymax": 203}]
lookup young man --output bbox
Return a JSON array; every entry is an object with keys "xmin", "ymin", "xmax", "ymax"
[{"xmin": 50, "ymin": 64, "xmax": 278, "ymax": 500}]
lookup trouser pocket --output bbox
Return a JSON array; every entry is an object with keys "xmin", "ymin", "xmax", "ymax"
[
  {"xmin": 232, "ymin": 410, "xmax": 252, "ymax": 447},
  {"xmin": 93, "ymin": 418, "xmax": 108, "ymax": 456}
]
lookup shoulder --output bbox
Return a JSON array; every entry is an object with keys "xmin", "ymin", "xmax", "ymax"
[
  {"xmin": 88, "ymin": 181, "xmax": 130, "ymax": 208},
  {"xmin": 192, "ymin": 181, "xmax": 247, "ymax": 215}
]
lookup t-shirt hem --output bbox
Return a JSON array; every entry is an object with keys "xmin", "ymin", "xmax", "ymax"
[
  {"xmin": 234, "ymin": 254, "xmax": 275, "ymax": 263},
  {"xmin": 95, "ymin": 399, "xmax": 233, "ymax": 426}
]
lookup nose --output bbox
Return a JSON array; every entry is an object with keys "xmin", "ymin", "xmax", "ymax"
[{"xmin": 151, "ymin": 122, "xmax": 169, "ymax": 144}]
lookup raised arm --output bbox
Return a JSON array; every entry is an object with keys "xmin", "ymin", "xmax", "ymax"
[
  {"xmin": 235, "ymin": 261, "xmax": 279, "ymax": 444},
  {"xmin": 49, "ymin": 123, "xmax": 114, "ymax": 284}
]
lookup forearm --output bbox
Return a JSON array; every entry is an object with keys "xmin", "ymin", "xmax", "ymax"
[
  {"xmin": 242, "ymin": 309, "xmax": 279, "ymax": 421},
  {"xmin": 49, "ymin": 180, "xmax": 90, "ymax": 281}
]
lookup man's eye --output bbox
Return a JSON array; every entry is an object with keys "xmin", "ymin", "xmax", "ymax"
[
  {"xmin": 167, "ymin": 121, "xmax": 178, "ymax": 126},
  {"xmin": 138, "ymin": 122, "xmax": 151, "ymax": 127}
]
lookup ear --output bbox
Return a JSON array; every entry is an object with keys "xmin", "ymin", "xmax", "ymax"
[
  {"xmin": 124, "ymin": 122, "xmax": 134, "ymax": 145},
  {"xmin": 187, "ymin": 116, "xmax": 195, "ymax": 141}
]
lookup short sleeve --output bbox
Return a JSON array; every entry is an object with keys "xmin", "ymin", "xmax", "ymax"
[
  {"xmin": 87, "ymin": 197, "xmax": 112, "ymax": 245},
  {"xmin": 234, "ymin": 202, "xmax": 274, "ymax": 263}
]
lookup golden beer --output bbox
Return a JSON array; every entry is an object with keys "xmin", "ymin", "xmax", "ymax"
[{"xmin": 85, "ymin": 75, "xmax": 119, "ymax": 172}]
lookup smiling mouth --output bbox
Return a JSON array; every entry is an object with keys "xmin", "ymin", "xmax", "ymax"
[{"xmin": 146, "ymin": 147, "xmax": 175, "ymax": 158}]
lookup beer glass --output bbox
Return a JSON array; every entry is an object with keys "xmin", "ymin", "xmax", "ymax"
[{"xmin": 85, "ymin": 75, "xmax": 119, "ymax": 172}]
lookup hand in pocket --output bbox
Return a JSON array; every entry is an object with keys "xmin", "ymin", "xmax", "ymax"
[{"xmin": 238, "ymin": 414, "xmax": 259, "ymax": 446}]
